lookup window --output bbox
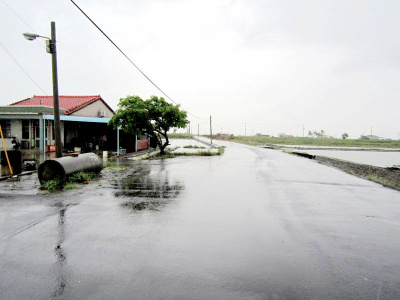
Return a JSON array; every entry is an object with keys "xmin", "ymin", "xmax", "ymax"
[
  {"xmin": 33, "ymin": 120, "xmax": 40, "ymax": 139},
  {"xmin": 32, "ymin": 120, "xmax": 40, "ymax": 148},
  {"xmin": 0, "ymin": 120, "xmax": 11, "ymax": 137},
  {"xmin": 22, "ymin": 120, "xmax": 30, "ymax": 139}
]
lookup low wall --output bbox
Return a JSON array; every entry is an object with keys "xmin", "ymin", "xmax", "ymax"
[{"xmin": 137, "ymin": 139, "xmax": 148, "ymax": 151}]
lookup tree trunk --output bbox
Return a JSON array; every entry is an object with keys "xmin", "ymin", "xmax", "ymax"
[
  {"xmin": 155, "ymin": 131, "xmax": 169, "ymax": 155},
  {"xmin": 159, "ymin": 145, "xmax": 166, "ymax": 155}
]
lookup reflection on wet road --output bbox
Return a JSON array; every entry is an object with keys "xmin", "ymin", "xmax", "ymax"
[
  {"xmin": 53, "ymin": 207, "xmax": 67, "ymax": 299},
  {"xmin": 113, "ymin": 161, "xmax": 184, "ymax": 211},
  {"xmin": 0, "ymin": 141, "xmax": 400, "ymax": 299}
]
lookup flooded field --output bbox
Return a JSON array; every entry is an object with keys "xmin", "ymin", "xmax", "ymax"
[{"xmin": 297, "ymin": 149, "xmax": 400, "ymax": 168}]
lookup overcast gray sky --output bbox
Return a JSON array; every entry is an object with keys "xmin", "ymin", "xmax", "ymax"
[{"xmin": 1, "ymin": 0, "xmax": 399, "ymax": 138}]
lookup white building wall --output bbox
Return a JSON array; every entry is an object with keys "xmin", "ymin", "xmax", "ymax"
[
  {"xmin": 10, "ymin": 120, "xmax": 21, "ymax": 138},
  {"xmin": 70, "ymin": 101, "xmax": 114, "ymax": 118},
  {"xmin": 0, "ymin": 139, "xmax": 13, "ymax": 149}
]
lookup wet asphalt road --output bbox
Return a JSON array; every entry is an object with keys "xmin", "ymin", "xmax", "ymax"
[{"xmin": 0, "ymin": 141, "xmax": 399, "ymax": 299}]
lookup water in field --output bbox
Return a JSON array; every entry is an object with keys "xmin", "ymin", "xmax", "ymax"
[{"xmin": 297, "ymin": 150, "xmax": 400, "ymax": 168}]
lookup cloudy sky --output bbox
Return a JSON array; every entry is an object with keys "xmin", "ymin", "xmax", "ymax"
[{"xmin": 1, "ymin": 0, "xmax": 399, "ymax": 138}]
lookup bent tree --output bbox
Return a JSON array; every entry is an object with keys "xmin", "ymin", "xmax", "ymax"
[{"xmin": 109, "ymin": 95, "xmax": 188, "ymax": 155}]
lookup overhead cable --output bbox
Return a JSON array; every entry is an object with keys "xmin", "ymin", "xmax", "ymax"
[
  {"xmin": 0, "ymin": 0, "xmax": 46, "ymax": 50},
  {"xmin": 0, "ymin": 0, "xmax": 36, "ymax": 32},
  {"xmin": 69, "ymin": 0, "xmax": 207, "ymax": 120},
  {"xmin": 0, "ymin": 40, "xmax": 48, "ymax": 95}
]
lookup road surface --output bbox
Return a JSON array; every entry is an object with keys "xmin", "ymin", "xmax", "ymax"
[{"xmin": 0, "ymin": 141, "xmax": 399, "ymax": 299}]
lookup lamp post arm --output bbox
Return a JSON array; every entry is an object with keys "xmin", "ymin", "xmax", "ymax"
[{"xmin": 37, "ymin": 35, "xmax": 51, "ymax": 40}]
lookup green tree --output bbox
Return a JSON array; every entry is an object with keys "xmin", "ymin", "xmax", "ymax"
[
  {"xmin": 109, "ymin": 95, "xmax": 188, "ymax": 155},
  {"xmin": 342, "ymin": 133, "xmax": 349, "ymax": 139},
  {"xmin": 313, "ymin": 130, "xmax": 320, "ymax": 138}
]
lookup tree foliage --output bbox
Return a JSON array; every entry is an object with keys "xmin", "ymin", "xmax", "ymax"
[{"xmin": 109, "ymin": 95, "xmax": 188, "ymax": 154}]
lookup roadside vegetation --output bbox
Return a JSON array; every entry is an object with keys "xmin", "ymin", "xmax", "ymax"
[
  {"xmin": 40, "ymin": 171, "xmax": 98, "ymax": 192},
  {"xmin": 168, "ymin": 133, "xmax": 194, "ymax": 139},
  {"xmin": 231, "ymin": 136, "xmax": 400, "ymax": 149},
  {"xmin": 183, "ymin": 145, "xmax": 206, "ymax": 149},
  {"xmin": 147, "ymin": 146, "xmax": 225, "ymax": 160},
  {"xmin": 301, "ymin": 155, "xmax": 400, "ymax": 191},
  {"xmin": 367, "ymin": 175, "xmax": 400, "ymax": 191},
  {"xmin": 104, "ymin": 161, "xmax": 128, "ymax": 170}
]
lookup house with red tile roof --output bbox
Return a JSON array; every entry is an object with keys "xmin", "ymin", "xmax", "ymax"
[
  {"xmin": 11, "ymin": 95, "xmax": 114, "ymax": 117},
  {"xmin": 0, "ymin": 95, "xmax": 136, "ymax": 154}
]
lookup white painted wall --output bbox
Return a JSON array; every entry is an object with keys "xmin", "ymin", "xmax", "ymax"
[
  {"xmin": 0, "ymin": 139, "xmax": 13, "ymax": 150},
  {"xmin": 10, "ymin": 120, "xmax": 21, "ymax": 138},
  {"xmin": 70, "ymin": 100, "xmax": 114, "ymax": 118}
]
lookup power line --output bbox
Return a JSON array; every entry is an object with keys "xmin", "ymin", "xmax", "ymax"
[
  {"xmin": 0, "ymin": 0, "xmax": 36, "ymax": 32},
  {"xmin": 0, "ymin": 0, "xmax": 46, "ymax": 50},
  {"xmin": 69, "ymin": 0, "xmax": 207, "ymax": 120},
  {"xmin": 0, "ymin": 40, "xmax": 48, "ymax": 95}
]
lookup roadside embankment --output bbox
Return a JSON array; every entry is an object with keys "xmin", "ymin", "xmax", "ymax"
[{"xmin": 314, "ymin": 155, "xmax": 400, "ymax": 191}]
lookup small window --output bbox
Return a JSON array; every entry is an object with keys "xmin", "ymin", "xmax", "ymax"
[
  {"xmin": 22, "ymin": 120, "xmax": 30, "ymax": 139},
  {"xmin": 32, "ymin": 120, "xmax": 40, "ymax": 139},
  {"xmin": 0, "ymin": 120, "xmax": 11, "ymax": 137}
]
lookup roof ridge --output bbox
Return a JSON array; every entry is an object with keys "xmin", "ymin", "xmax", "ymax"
[
  {"xmin": 10, "ymin": 97, "xmax": 33, "ymax": 106},
  {"xmin": 33, "ymin": 95, "xmax": 100, "ymax": 98},
  {"xmin": 10, "ymin": 95, "xmax": 108, "ymax": 115},
  {"xmin": 65, "ymin": 96, "xmax": 101, "ymax": 114}
]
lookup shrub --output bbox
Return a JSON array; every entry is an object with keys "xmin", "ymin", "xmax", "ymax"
[
  {"xmin": 183, "ymin": 145, "xmax": 206, "ymax": 149},
  {"xmin": 41, "ymin": 179, "xmax": 63, "ymax": 192},
  {"xmin": 40, "ymin": 171, "xmax": 98, "ymax": 192}
]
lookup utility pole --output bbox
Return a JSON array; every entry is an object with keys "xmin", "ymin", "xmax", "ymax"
[
  {"xmin": 23, "ymin": 22, "xmax": 61, "ymax": 157},
  {"xmin": 50, "ymin": 22, "xmax": 62, "ymax": 158},
  {"xmin": 210, "ymin": 115, "xmax": 213, "ymax": 145}
]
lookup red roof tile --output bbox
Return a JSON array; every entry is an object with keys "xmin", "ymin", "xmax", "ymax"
[{"xmin": 10, "ymin": 95, "xmax": 113, "ymax": 115}]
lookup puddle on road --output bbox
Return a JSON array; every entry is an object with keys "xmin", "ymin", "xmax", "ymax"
[{"xmin": 111, "ymin": 161, "xmax": 184, "ymax": 212}]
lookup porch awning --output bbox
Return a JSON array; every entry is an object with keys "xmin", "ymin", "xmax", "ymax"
[{"xmin": 42, "ymin": 115, "xmax": 111, "ymax": 123}]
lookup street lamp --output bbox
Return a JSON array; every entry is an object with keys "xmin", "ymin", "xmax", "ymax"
[{"xmin": 23, "ymin": 21, "xmax": 62, "ymax": 158}]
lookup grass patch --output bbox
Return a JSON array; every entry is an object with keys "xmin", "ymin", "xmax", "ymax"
[
  {"xmin": 147, "ymin": 146, "xmax": 225, "ymax": 159},
  {"xmin": 104, "ymin": 161, "xmax": 127, "ymax": 170},
  {"xmin": 40, "ymin": 171, "xmax": 99, "ymax": 192},
  {"xmin": 68, "ymin": 171, "xmax": 97, "ymax": 183},
  {"xmin": 147, "ymin": 152, "xmax": 176, "ymax": 160},
  {"xmin": 367, "ymin": 175, "xmax": 398, "ymax": 190},
  {"xmin": 217, "ymin": 146, "xmax": 226, "ymax": 155},
  {"xmin": 168, "ymin": 133, "xmax": 194, "ymax": 139},
  {"xmin": 64, "ymin": 182, "xmax": 77, "ymax": 190},
  {"xmin": 232, "ymin": 136, "xmax": 400, "ymax": 149},
  {"xmin": 183, "ymin": 145, "xmax": 206, "ymax": 149},
  {"xmin": 41, "ymin": 178, "xmax": 63, "ymax": 192}
]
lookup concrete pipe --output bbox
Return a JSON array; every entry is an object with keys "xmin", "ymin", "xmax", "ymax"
[{"xmin": 38, "ymin": 153, "xmax": 102, "ymax": 184}]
